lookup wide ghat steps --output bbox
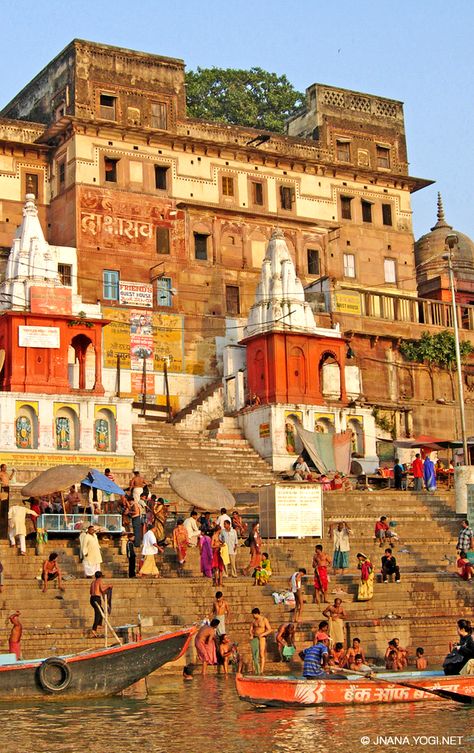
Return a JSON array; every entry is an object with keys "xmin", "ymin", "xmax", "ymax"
[
  {"xmin": 132, "ymin": 421, "xmax": 278, "ymax": 498},
  {"xmin": 0, "ymin": 489, "xmax": 470, "ymax": 668}
]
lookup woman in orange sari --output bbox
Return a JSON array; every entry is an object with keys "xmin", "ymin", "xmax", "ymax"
[{"xmin": 172, "ymin": 518, "xmax": 189, "ymax": 577}]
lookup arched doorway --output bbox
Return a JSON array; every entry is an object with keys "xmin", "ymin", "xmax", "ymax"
[
  {"xmin": 289, "ymin": 346, "xmax": 306, "ymax": 395},
  {"xmin": 319, "ymin": 352, "xmax": 341, "ymax": 399},
  {"xmin": 69, "ymin": 334, "xmax": 96, "ymax": 390}
]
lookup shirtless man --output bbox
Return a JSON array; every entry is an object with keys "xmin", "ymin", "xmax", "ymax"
[
  {"xmin": 312, "ymin": 544, "xmax": 331, "ymax": 603},
  {"xmin": 249, "ymin": 607, "xmax": 272, "ymax": 675},
  {"xmin": 290, "ymin": 568, "xmax": 306, "ymax": 623},
  {"xmin": 343, "ymin": 637, "xmax": 366, "ymax": 667},
  {"xmin": 322, "ymin": 598, "xmax": 348, "ymax": 647},
  {"xmin": 89, "ymin": 571, "xmax": 112, "ymax": 637},
  {"xmin": 129, "ymin": 470, "xmax": 148, "ymax": 504},
  {"xmin": 41, "ymin": 552, "xmax": 65, "ymax": 593},
  {"xmin": 391, "ymin": 637, "xmax": 408, "ymax": 669},
  {"xmin": 0, "ymin": 464, "xmax": 14, "ymax": 499},
  {"xmin": 8, "ymin": 611, "xmax": 22, "ymax": 659},
  {"xmin": 211, "ymin": 591, "xmax": 230, "ymax": 637},
  {"xmin": 194, "ymin": 620, "xmax": 219, "ymax": 675},
  {"xmin": 276, "ymin": 622, "xmax": 296, "ymax": 661}
]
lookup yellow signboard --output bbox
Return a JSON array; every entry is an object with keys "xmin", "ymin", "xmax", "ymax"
[
  {"xmin": 0, "ymin": 453, "xmax": 134, "ymax": 470},
  {"xmin": 334, "ymin": 290, "xmax": 362, "ymax": 315},
  {"xmin": 102, "ymin": 307, "xmax": 184, "ymax": 372}
]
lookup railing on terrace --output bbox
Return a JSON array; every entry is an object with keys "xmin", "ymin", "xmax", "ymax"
[{"xmin": 332, "ymin": 287, "xmax": 474, "ymax": 331}]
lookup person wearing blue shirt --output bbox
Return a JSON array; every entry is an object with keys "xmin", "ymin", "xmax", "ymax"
[
  {"xmin": 301, "ymin": 635, "xmax": 347, "ymax": 679},
  {"xmin": 302, "ymin": 636, "xmax": 330, "ymax": 678}
]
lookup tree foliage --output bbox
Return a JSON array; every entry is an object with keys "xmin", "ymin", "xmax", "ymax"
[
  {"xmin": 400, "ymin": 330, "xmax": 473, "ymax": 369},
  {"xmin": 185, "ymin": 67, "xmax": 304, "ymax": 133}
]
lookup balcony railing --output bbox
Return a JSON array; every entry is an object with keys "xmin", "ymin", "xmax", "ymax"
[{"xmin": 330, "ymin": 287, "xmax": 474, "ymax": 331}]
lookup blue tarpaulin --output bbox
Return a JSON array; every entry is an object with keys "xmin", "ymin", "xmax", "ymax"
[{"xmin": 81, "ymin": 469, "xmax": 124, "ymax": 495}]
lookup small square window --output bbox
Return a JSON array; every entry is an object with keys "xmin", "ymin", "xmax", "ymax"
[
  {"xmin": 104, "ymin": 157, "xmax": 119, "ymax": 183},
  {"xmin": 361, "ymin": 200, "xmax": 372, "ymax": 223},
  {"xmin": 252, "ymin": 181, "xmax": 263, "ymax": 205},
  {"xmin": 226, "ymin": 285, "xmax": 240, "ymax": 315},
  {"xmin": 343, "ymin": 253, "xmax": 355, "ymax": 278},
  {"xmin": 376, "ymin": 146, "xmax": 390, "ymax": 169},
  {"xmin": 100, "ymin": 93, "xmax": 117, "ymax": 121},
  {"xmin": 25, "ymin": 173, "xmax": 39, "ymax": 197},
  {"xmin": 194, "ymin": 232, "xmax": 208, "ymax": 261},
  {"xmin": 307, "ymin": 249, "xmax": 320, "ymax": 276},
  {"xmin": 157, "ymin": 277, "xmax": 172, "ymax": 307},
  {"xmin": 155, "ymin": 165, "xmax": 169, "ymax": 190},
  {"xmin": 156, "ymin": 227, "xmax": 170, "ymax": 255},
  {"xmin": 151, "ymin": 102, "xmax": 168, "ymax": 130},
  {"xmin": 280, "ymin": 185, "xmax": 294, "ymax": 210},
  {"xmin": 222, "ymin": 176, "xmax": 234, "ymax": 197},
  {"xmin": 384, "ymin": 258, "xmax": 396, "ymax": 283},
  {"xmin": 382, "ymin": 203, "xmax": 393, "ymax": 226},
  {"xmin": 336, "ymin": 140, "xmax": 351, "ymax": 162},
  {"xmin": 341, "ymin": 195, "xmax": 352, "ymax": 220},
  {"xmin": 58, "ymin": 263, "xmax": 72, "ymax": 287},
  {"xmin": 103, "ymin": 270, "xmax": 119, "ymax": 300}
]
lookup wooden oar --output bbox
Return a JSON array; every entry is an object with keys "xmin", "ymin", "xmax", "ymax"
[{"xmin": 330, "ymin": 667, "xmax": 473, "ymax": 705}]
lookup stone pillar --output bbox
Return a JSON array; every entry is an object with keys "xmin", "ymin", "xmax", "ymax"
[{"xmin": 454, "ymin": 466, "xmax": 474, "ymax": 514}]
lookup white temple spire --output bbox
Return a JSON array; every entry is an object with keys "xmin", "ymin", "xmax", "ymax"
[
  {"xmin": 0, "ymin": 194, "xmax": 61, "ymax": 310},
  {"xmin": 245, "ymin": 229, "xmax": 317, "ymax": 336}
]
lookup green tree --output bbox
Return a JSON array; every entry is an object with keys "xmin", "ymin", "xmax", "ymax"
[
  {"xmin": 400, "ymin": 330, "xmax": 473, "ymax": 400},
  {"xmin": 185, "ymin": 67, "xmax": 304, "ymax": 133},
  {"xmin": 400, "ymin": 330, "xmax": 473, "ymax": 369}
]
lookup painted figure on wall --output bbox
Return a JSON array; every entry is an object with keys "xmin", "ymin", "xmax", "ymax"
[
  {"xmin": 95, "ymin": 418, "xmax": 109, "ymax": 452},
  {"xmin": 285, "ymin": 421, "xmax": 297, "ymax": 454},
  {"xmin": 56, "ymin": 417, "xmax": 70, "ymax": 450},
  {"xmin": 16, "ymin": 416, "xmax": 32, "ymax": 449}
]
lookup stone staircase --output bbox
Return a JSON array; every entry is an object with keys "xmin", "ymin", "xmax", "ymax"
[
  {"xmin": 172, "ymin": 379, "xmax": 224, "ymax": 432},
  {"xmin": 0, "ymin": 489, "xmax": 471, "ymax": 670},
  {"xmin": 132, "ymin": 420, "xmax": 278, "ymax": 501}
]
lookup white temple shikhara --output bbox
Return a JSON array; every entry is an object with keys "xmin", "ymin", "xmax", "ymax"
[
  {"xmin": 245, "ymin": 228, "xmax": 340, "ymax": 338},
  {"xmin": 0, "ymin": 194, "xmax": 61, "ymax": 311}
]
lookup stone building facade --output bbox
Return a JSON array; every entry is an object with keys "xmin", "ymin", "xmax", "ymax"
[{"xmin": 0, "ymin": 39, "xmax": 473, "ymax": 470}]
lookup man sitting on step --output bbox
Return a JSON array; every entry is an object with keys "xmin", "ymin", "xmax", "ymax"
[{"xmin": 381, "ymin": 548, "xmax": 401, "ymax": 583}]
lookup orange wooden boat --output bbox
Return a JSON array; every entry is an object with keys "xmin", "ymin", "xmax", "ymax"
[{"xmin": 236, "ymin": 671, "xmax": 474, "ymax": 707}]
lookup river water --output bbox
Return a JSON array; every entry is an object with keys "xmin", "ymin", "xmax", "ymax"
[{"xmin": 2, "ymin": 674, "xmax": 472, "ymax": 753}]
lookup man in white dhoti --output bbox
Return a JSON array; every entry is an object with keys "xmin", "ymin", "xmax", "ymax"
[
  {"xmin": 8, "ymin": 501, "xmax": 37, "ymax": 555},
  {"xmin": 82, "ymin": 525, "xmax": 103, "ymax": 577}
]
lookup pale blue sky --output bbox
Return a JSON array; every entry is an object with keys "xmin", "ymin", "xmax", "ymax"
[{"xmin": 2, "ymin": 0, "xmax": 472, "ymax": 240}]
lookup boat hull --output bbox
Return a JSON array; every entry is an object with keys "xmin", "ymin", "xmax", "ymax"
[
  {"xmin": 236, "ymin": 672, "xmax": 474, "ymax": 707},
  {"xmin": 0, "ymin": 627, "xmax": 195, "ymax": 701}
]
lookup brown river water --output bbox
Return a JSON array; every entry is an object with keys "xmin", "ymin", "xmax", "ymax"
[{"xmin": 2, "ymin": 674, "xmax": 472, "ymax": 753}]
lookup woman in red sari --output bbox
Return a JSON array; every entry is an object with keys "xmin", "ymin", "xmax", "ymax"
[
  {"xmin": 211, "ymin": 525, "xmax": 224, "ymax": 586},
  {"xmin": 457, "ymin": 550, "xmax": 474, "ymax": 581},
  {"xmin": 172, "ymin": 518, "xmax": 189, "ymax": 577}
]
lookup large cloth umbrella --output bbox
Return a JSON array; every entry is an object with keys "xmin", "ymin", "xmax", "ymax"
[
  {"xmin": 21, "ymin": 465, "xmax": 92, "ymax": 497},
  {"xmin": 169, "ymin": 470, "xmax": 235, "ymax": 511},
  {"xmin": 81, "ymin": 469, "xmax": 124, "ymax": 495}
]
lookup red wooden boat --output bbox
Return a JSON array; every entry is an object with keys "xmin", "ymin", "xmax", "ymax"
[
  {"xmin": 236, "ymin": 671, "xmax": 474, "ymax": 707},
  {"xmin": 0, "ymin": 626, "xmax": 196, "ymax": 701}
]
